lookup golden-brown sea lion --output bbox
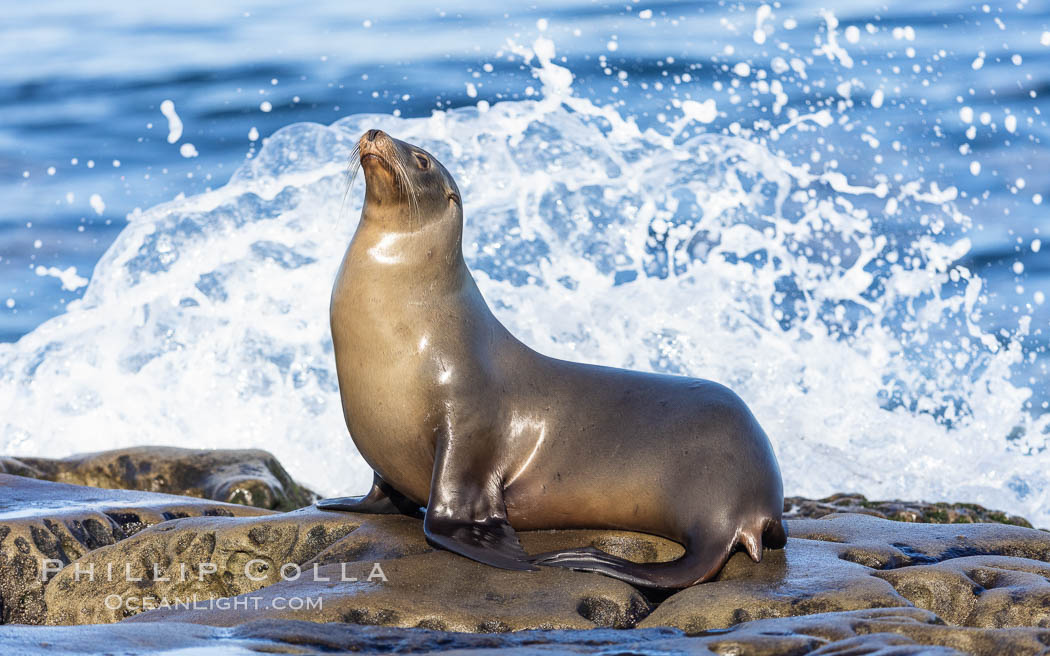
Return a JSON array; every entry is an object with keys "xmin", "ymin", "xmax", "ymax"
[{"xmin": 317, "ymin": 129, "xmax": 786, "ymax": 588}]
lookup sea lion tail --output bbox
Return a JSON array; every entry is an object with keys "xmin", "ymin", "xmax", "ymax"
[{"xmin": 741, "ymin": 517, "xmax": 787, "ymax": 562}]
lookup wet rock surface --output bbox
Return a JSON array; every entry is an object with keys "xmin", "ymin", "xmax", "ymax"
[
  {"xmin": 4, "ymin": 608, "xmax": 1050, "ymax": 655},
  {"xmin": 124, "ymin": 553, "xmax": 652, "ymax": 632},
  {"xmin": 44, "ymin": 506, "xmax": 362, "ymax": 625},
  {"xmin": 0, "ymin": 474, "xmax": 272, "ymax": 625},
  {"xmin": 10, "ymin": 446, "xmax": 316, "ymax": 511},
  {"xmin": 641, "ymin": 513, "xmax": 1050, "ymax": 633},
  {"xmin": 4, "ymin": 448, "xmax": 1050, "ymax": 655}
]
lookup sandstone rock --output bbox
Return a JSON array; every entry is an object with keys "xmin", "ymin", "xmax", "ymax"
[
  {"xmin": 49, "ymin": 510, "xmax": 665, "ymax": 631},
  {"xmin": 785, "ymin": 493, "xmax": 1034, "ymax": 528},
  {"xmin": 638, "ymin": 535, "xmax": 908, "ymax": 632},
  {"xmin": 0, "ymin": 474, "xmax": 271, "ymax": 626},
  {"xmin": 44, "ymin": 506, "xmax": 363, "ymax": 625},
  {"xmin": 304, "ymin": 513, "xmax": 435, "ymax": 566},
  {"xmin": 124, "ymin": 551, "xmax": 651, "ymax": 632},
  {"xmin": 874, "ymin": 555, "xmax": 1050, "ymax": 628},
  {"xmin": 641, "ymin": 513, "xmax": 1050, "ymax": 632},
  {"xmin": 789, "ymin": 513, "xmax": 1050, "ymax": 565},
  {"xmin": 41, "ymin": 507, "xmax": 1050, "ymax": 638},
  {"xmin": 518, "ymin": 528, "xmax": 684, "ymax": 564},
  {"xmin": 711, "ymin": 607, "xmax": 1050, "ymax": 655},
  {"xmin": 9, "ymin": 452, "xmax": 1050, "ymax": 656},
  {"xmin": 5, "ymin": 608, "xmax": 1050, "ymax": 655},
  {"xmin": 0, "ymin": 456, "xmax": 43, "ymax": 478},
  {"xmin": 12, "ymin": 446, "xmax": 315, "ymax": 511}
]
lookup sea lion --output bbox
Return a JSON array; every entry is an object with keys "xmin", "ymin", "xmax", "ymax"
[{"xmin": 317, "ymin": 129, "xmax": 786, "ymax": 588}]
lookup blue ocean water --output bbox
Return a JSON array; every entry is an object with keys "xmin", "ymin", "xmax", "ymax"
[{"xmin": 1, "ymin": 2, "xmax": 1048, "ymax": 522}]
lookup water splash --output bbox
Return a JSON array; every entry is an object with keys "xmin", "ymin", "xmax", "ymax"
[{"xmin": 1, "ymin": 38, "xmax": 1046, "ymax": 525}]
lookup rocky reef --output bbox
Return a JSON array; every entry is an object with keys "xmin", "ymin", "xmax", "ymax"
[
  {"xmin": 1, "ymin": 446, "xmax": 1049, "ymax": 655},
  {"xmin": 1, "ymin": 446, "xmax": 315, "ymax": 511}
]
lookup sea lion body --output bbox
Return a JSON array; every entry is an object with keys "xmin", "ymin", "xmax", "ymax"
[{"xmin": 320, "ymin": 130, "xmax": 786, "ymax": 588}]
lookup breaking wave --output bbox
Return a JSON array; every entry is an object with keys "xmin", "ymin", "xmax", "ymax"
[{"xmin": 2, "ymin": 38, "xmax": 1046, "ymax": 525}]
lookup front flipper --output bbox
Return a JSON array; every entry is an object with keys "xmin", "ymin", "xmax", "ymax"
[
  {"xmin": 317, "ymin": 472, "xmax": 423, "ymax": 518},
  {"xmin": 423, "ymin": 431, "xmax": 537, "ymax": 572},
  {"xmin": 425, "ymin": 515, "xmax": 536, "ymax": 571}
]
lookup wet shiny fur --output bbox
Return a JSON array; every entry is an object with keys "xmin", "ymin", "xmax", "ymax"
[{"xmin": 317, "ymin": 129, "xmax": 787, "ymax": 588}]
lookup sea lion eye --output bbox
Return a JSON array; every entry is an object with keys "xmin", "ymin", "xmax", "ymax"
[{"xmin": 414, "ymin": 153, "xmax": 430, "ymax": 170}]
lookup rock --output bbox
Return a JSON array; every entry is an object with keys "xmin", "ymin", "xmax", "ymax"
[
  {"xmin": 8, "ymin": 452, "xmax": 1050, "ymax": 656},
  {"xmin": 5, "ymin": 608, "xmax": 1050, "ymax": 655},
  {"xmin": 640, "ymin": 513, "xmax": 1050, "ymax": 632},
  {"xmin": 50, "ymin": 510, "xmax": 656, "ymax": 631},
  {"xmin": 304, "ymin": 513, "xmax": 435, "ymax": 566},
  {"xmin": 788, "ymin": 513, "xmax": 1050, "ymax": 565},
  {"xmin": 44, "ymin": 506, "xmax": 364, "ymax": 625},
  {"xmin": 0, "ymin": 457, "xmax": 43, "ymax": 478},
  {"xmin": 125, "ymin": 552, "xmax": 651, "ymax": 632},
  {"xmin": 39, "ymin": 507, "xmax": 1050, "ymax": 637},
  {"xmin": 519, "ymin": 529, "xmax": 685, "ymax": 565},
  {"xmin": 0, "ymin": 474, "xmax": 271, "ymax": 626},
  {"xmin": 710, "ymin": 607, "xmax": 1050, "ymax": 655},
  {"xmin": 638, "ymin": 533, "xmax": 908, "ymax": 632},
  {"xmin": 785, "ymin": 493, "xmax": 1034, "ymax": 528},
  {"xmin": 874, "ymin": 555, "xmax": 1050, "ymax": 628},
  {"xmin": 12, "ymin": 446, "xmax": 316, "ymax": 511}
]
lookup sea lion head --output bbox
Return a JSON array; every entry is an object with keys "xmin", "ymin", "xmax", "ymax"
[{"xmin": 355, "ymin": 129, "xmax": 461, "ymax": 229}]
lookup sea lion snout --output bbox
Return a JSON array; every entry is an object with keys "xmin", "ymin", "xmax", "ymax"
[
  {"xmin": 358, "ymin": 130, "xmax": 401, "ymax": 199},
  {"xmin": 358, "ymin": 129, "xmax": 394, "ymax": 161}
]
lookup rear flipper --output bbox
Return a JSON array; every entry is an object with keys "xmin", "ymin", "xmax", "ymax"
[
  {"xmin": 529, "ymin": 544, "xmax": 728, "ymax": 589},
  {"xmin": 316, "ymin": 472, "xmax": 423, "ymax": 518},
  {"xmin": 530, "ymin": 519, "xmax": 787, "ymax": 589}
]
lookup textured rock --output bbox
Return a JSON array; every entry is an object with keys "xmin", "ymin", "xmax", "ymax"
[
  {"xmin": 788, "ymin": 513, "xmax": 1050, "ymax": 565},
  {"xmin": 44, "ymin": 506, "xmax": 363, "ymax": 625},
  {"xmin": 49, "ymin": 510, "xmax": 661, "ymax": 631},
  {"xmin": 785, "ymin": 492, "xmax": 1035, "ymax": 528},
  {"xmin": 39, "ymin": 505, "xmax": 1050, "ymax": 638},
  {"xmin": 5, "ymin": 608, "xmax": 1050, "ymax": 655},
  {"xmin": 7, "ymin": 446, "xmax": 1050, "ymax": 656},
  {"xmin": 0, "ymin": 457, "xmax": 43, "ymax": 478},
  {"xmin": 124, "ymin": 552, "xmax": 652, "ymax": 632},
  {"xmin": 12, "ymin": 446, "xmax": 315, "ymax": 511},
  {"xmin": 874, "ymin": 555, "xmax": 1050, "ymax": 628},
  {"xmin": 638, "ymin": 534, "xmax": 908, "ymax": 631},
  {"xmin": 641, "ymin": 513, "xmax": 1050, "ymax": 632},
  {"xmin": 711, "ymin": 607, "xmax": 1050, "ymax": 655},
  {"xmin": 0, "ymin": 474, "xmax": 271, "ymax": 626}
]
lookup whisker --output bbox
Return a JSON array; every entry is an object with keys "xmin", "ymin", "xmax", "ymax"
[
  {"xmin": 391, "ymin": 153, "xmax": 419, "ymax": 229},
  {"xmin": 339, "ymin": 143, "xmax": 362, "ymax": 224}
]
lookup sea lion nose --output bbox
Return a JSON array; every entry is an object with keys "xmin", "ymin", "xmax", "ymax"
[{"xmin": 366, "ymin": 129, "xmax": 383, "ymax": 142}]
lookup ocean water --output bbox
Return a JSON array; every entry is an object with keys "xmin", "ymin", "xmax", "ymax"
[{"xmin": 1, "ymin": 3, "xmax": 1048, "ymax": 525}]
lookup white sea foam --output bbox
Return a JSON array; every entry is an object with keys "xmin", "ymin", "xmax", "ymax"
[
  {"xmin": 34, "ymin": 266, "xmax": 89, "ymax": 292},
  {"xmin": 160, "ymin": 99, "xmax": 183, "ymax": 144},
  {"xmin": 1, "ymin": 40, "xmax": 1046, "ymax": 525}
]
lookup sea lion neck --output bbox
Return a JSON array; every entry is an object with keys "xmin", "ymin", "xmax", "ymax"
[{"xmin": 348, "ymin": 208, "xmax": 467, "ymax": 284}]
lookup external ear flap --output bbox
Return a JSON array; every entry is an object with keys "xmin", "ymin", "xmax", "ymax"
[
  {"xmin": 449, "ymin": 192, "xmax": 461, "ymax": 206},
  {"xmin": 414, "ymin": 153, "xmax": 430, "ymax": 170}
]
